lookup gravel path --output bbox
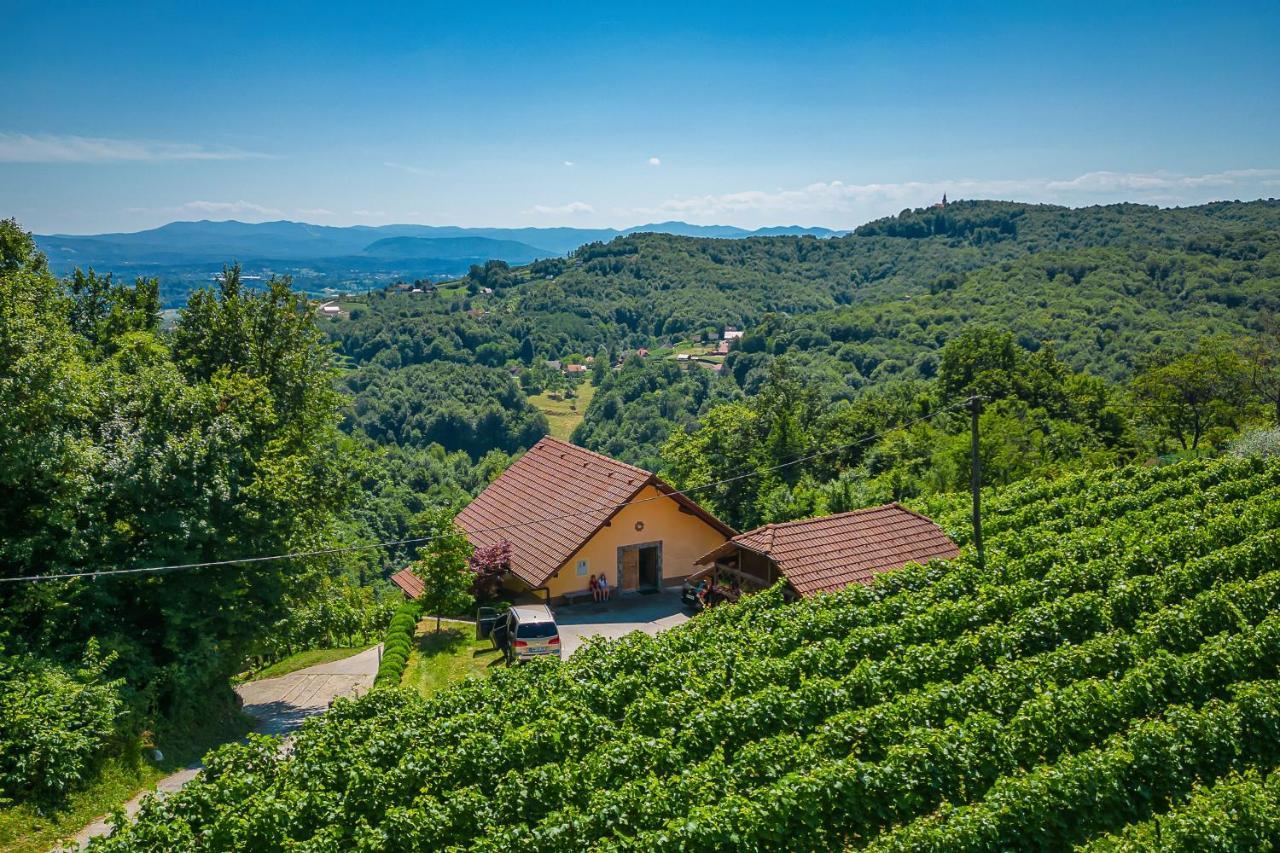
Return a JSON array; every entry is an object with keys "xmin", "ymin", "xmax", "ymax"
[{"xmin": 66, "ymin": 645, "xmax": 381, "ymax": 848}]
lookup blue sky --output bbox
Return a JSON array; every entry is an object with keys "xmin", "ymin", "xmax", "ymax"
[{"xmin": 3, "ymin": 1, "xmax": 1278, "ymax": 234}]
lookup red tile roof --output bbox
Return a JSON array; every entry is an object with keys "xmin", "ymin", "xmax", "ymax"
[
  {"xmin": 455, "ymin": 436, "xmax": 734, "ymax": 588},
  {"xmin": 697, "ymin": 503, "xmax": 959, "ymax": 597},
  {"xmin": 389, "ymin": 567, "xmax": 424, "ymax": 599}
]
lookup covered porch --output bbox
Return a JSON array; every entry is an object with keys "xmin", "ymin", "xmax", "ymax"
[{"xmin": 690, "ymin": 542, "xmax": 794, "ymax": 601}]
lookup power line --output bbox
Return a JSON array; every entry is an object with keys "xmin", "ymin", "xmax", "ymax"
[{"xmin": 0, "ymin": 399, "xmax": 969, "ymax": 584}]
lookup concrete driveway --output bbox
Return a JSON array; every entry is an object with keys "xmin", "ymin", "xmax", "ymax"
[
  {"xmin": 554, "ymin": 587, "xmax": 690, "ymax": 656},
  {"xmin": 234, "ymin": 644, "xmax": 380, "ymax": 736},
  {"xmin": 68, "ymin": 645, "xmax": 380, "ymax": 848}
]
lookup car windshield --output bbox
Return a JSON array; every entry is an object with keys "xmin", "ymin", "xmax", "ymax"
[{"xmin": 516, "ymin": 621, "xmax": 557, "ymax": 639}]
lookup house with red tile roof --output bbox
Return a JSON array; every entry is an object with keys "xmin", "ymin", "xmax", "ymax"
[
  {"xmin": 388, "ymin": 567, "xmax": 425, "ymax": 600},
  {"xmin": 694, "ymin": 503, "xmax": 959, "ymax": 599},
  {"xmin": 454, "ymin": 437, "xmax": 735, "ymax": 602}
]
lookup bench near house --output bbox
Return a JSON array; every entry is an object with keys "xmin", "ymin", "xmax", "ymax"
[
  {"xmin": 693, "ymin": 503, "xmax": 959, "ymax": 600},
  {"xmin": 452, "ymin": 437, "xmax": 735, "ymax": 604}
]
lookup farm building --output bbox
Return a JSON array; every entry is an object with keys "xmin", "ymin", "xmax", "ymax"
[
  {"xmin": 388, "ymin": 567, "xmax": 424, "ymax": 599},
  {"xmin": 454, "ymin": 437, "xmax": 735, "ymax": 603},
  {"xmin": 693, "ymin": 503, "xmax": 958, "ymax": 599}
]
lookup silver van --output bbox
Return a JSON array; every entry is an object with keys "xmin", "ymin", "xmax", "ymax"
[{"xmin": 503, "ymin": 605, "xmax": 561, "ymax": 663}]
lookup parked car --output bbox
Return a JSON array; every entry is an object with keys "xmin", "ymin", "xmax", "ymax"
[{"xmin": 483, "ymin": 604, "xmax": 562, "ymax": 664}]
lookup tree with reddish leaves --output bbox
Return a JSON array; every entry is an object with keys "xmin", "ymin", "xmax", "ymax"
[{"xmin": 469, "ymin": 540, "xmax": 512, "ymax": 600}]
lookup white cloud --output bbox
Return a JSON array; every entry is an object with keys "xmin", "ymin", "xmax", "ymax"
[
  {"xmin": 297, "ymin": 207, "xmax": 336, "ymax": 217},
  {"xmin": 563, "ymin": 160, "xmax": 575, "ymax": 167},
  {"xmin": 648, "ymin": 157, "xmax": 661, "ymax": 166},
  {"xmin": 0, "ymin": 132, "xmax": 267, "ymax": 163},
  {"xmin": 526, "ymin": 201, "xmax": 596, "ymax": 216},
  {"xmin": 352, "ymin": 209, "xmax": 387, "ymax": 217},
  {"xmin": 120, "ymin": 199, "xmax": 283, "ymax": 221},
  {"xmin": 646, "ymin": 168, "xmax": 1280, "ymax": 227},
  {"xmin": 384, "ymin": 161, "xmax": 432, "ymax": 176},
  {"xmin": 181, "ymin": 200, "xmax": 281, "ymax": 216},
  {"xmin": 1042, "ymin": 168, "xmax": 1280, "ymax": 193}
]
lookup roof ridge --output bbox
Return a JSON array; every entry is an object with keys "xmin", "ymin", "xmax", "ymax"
[
  {"xmin": 734, "ymin": 503, "xmax": 900, "ymax": 539},
  {"xmin": 890, "ymin": 501, "xmax": 943, "ymax": 524},
  {"xmin": 534, "ymin": 436, "xmax": 653, "ymax": 479}
]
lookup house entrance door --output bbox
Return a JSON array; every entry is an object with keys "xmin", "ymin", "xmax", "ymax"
[
  {"xmin": 618, "ymin": 542, "xmax": 662, "ymax": 591},
  {"xmin": 638, "ymin": 545, "xmax": 661, "ymax": 590},
  {"xmin": 620, "ymin": 547, "xmax": 640, "ymax": 589}
]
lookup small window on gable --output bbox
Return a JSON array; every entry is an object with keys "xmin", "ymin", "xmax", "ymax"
[{"xmin": 576, "ymin": 559, "xmax": 588, "ymax": 576}]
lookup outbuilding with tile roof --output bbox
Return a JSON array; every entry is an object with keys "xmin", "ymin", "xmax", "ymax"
[
  {"xmin": 694, "ymin": 503, "xmax": 959, "ymax": 599},
  {"xmin": 455, "ymin": 437, "xmax": 735, "ymax": 602},
  {"xmin": 388, "ymin": 567, "xmax": 425, "ymax": 600}
]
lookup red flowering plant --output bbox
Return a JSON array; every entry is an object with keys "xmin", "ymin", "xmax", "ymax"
[{"xmin": 468, "ymin": 539, "xmax": 512, "ymax": 600}]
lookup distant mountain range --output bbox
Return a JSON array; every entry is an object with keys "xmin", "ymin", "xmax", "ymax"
[
  {"xmin": 31, "ymin": 219, "xmax": 845, "ymax": 306},
  {"xmin": 35, "ymin": 219, "xmax": 845, "ymax": 271}
]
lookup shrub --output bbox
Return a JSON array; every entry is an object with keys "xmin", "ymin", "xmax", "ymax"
[
  {"xmin": 0, "ymin": 641, "xmax": 124, "ymax": 803},
  {"xmin": 372, "ymin": 600, "xmax": 422, "ymax": 688},
  {"xmin": 1232, "ymin": 427, "xmax": 1280, "ymax": 459}
]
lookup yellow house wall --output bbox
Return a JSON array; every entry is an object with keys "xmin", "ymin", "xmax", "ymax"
[{"xmin": 541, "ymin": 485, "xmax": 730, "ymax": 599}]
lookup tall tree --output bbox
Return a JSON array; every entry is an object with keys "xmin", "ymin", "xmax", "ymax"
[
  {"xmin": 1131, "ymin": 337, "xmax": 1251, "ymax": 451},
  {"xmin": 1, "ymin": 230, "xmax": 360, "ymax": 718},
  {"xmin": 1246, "ymin": 315, "xmax": 1280, "ymax": 425},
  {"xmin": 412, "ymin": 509, "xmax": 475, "ymax": 633}
]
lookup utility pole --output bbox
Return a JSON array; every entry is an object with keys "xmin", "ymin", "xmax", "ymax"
[{"xmin": 969, "ymin": 395, "xmax": 985, "ymax": 573}]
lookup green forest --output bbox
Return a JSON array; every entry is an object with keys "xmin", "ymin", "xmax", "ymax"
[
  {"xmin": 4, "ymin": 198, "xmax": 1280, "ymax": 848},
  {"xmin": 325, "ymin": 198, "xmax": 1280, "ymax": 530}
]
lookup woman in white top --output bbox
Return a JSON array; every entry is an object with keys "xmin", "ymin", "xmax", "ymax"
[{"xmin": 597, "ymin": 574, "xmax": 610, "ymax": 601}]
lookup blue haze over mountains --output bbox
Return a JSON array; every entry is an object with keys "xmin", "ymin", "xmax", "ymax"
[{"xmin": 34, "ymin": 219, "xmax": 844, "ymax": 305}]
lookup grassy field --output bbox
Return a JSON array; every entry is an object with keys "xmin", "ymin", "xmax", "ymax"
[
  {"xmin": 401, "ymin": 620, "xmax": 503, "ymax": 697},
  {"xmin": 0, "ymin": 712, "xmax": 251, "ymax": 853},
  {"xmin": 527, "ymin": 379, "xmax": 595, "ymax": 440},
  {"xmin": 236, "ymin": 645, "xmax": 376, "ymax": 683},
  {"xmin": 653, "ymin": 340, "xmax": 726, "ymax": 367}
]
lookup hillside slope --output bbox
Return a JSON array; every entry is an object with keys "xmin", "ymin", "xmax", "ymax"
[
  {"xmin": 330, "ymin": 200, "xmax": 1279, "ymax": 384},
  {"xmin": 92, "ymin": 454, "xmax": 1280, "ymax": 850},
  {"xmin": 360, "ymin": 236, "xmax": 547, "ymax": 262}
]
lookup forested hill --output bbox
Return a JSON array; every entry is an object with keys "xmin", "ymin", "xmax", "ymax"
[
  {"xmin": 329, "ymin": 199, "xmax": 1279, "ymax": 378},
  {"xmin": 323, "ymin": 198, "xmax": 1280, "ymax": 527}
]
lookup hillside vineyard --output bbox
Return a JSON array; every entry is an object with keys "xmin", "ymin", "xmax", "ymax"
[{"xmin": 93, "ymin": 455, "xmax": 1280, "ymax": 850}]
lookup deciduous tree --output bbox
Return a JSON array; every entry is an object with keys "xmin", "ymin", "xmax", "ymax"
[{"xmin": 412, "ymin": 509, "xmax": 475, "ymax": 633}]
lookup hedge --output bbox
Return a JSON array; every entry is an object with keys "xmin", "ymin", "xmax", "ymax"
[{"xmin": 373, "ymin": 599, "xmax": 423, "ymax": 687}]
